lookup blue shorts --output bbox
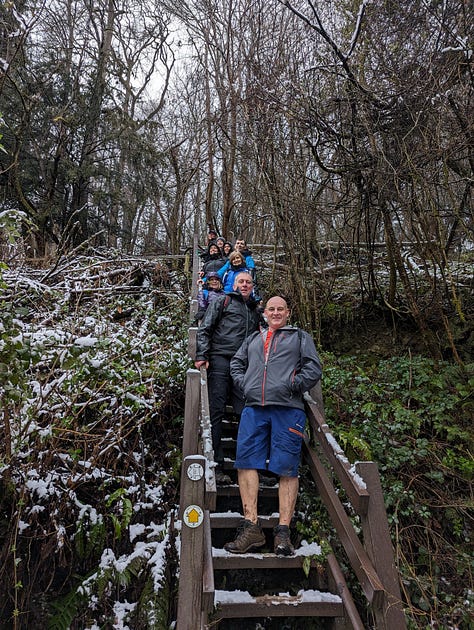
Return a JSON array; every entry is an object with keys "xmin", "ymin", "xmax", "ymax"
[{"xmin": 234, "ymin": 405, "xmax": 307, "ymax": 477}]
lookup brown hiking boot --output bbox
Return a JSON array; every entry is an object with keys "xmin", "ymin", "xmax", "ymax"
[
  {"xmin": 258, "ymin": 472, "xmax": 278, "ymax": 487},
  {"xmin": 215, "ymin": 470, "xmax": 232, "ymax": 485},
  {"xmin": 224, "ymin": 520, "xmax": 266, "ymax": 554},
  {"xmin": 273, "ymin": 524, "xmax": 295, "ymax": 556}
]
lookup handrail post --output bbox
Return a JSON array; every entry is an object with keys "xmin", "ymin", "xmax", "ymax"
[
  {"xmin": 177, "ymin": 454, "xmax": 206, "ymax": 630},
  {"xmin": 188, "ymin": 327, "xmax": 197, "ymax": 361},
  {"xmin": 356, "ymin": 462, "xmax": 407, "ymax": 629},
  {"xmin": 182, "ymin": 369, "xmax": 201, "ymax": 458},
  {"xmin": 179, "ymin": 369, "xmax": 202, "ymax": 518}
]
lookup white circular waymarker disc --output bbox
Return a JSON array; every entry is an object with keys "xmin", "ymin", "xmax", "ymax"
[
  {"xmin": 183, "ymin": 504, "xmax": 204, "ymax": 528},
  {"xmin": 187, "ymin": 462, "xmax": 204, "ymax": 481}
]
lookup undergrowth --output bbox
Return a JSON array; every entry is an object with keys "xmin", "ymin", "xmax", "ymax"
[
  {"xmin": 319, "ymin": 352, "xmax": 473, "ymax": 629},
  {"xmin": 1, "ymin": 251, "xmax": 473, "ymax": 629},
  {"xmin": 0, "ymin": 257, "xmax": 190, "ymax": 629}
]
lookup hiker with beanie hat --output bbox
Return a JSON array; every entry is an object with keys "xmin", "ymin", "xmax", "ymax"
[{"xmin": 194, "ymin": 272, "xmax": 225, "ymax": 323}]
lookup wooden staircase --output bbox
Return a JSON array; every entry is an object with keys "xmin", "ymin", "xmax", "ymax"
[
  {"xmin": 176, "ymin": 236, "xmax": 406, "ymax": 629},
  {"xmin": 197, "ymin": 412, "xmax": 363, "ymax": 629}
]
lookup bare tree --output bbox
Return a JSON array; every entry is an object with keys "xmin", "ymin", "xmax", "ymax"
[
  {"xmin": 0, "ymin": 1, "xmax": 175, "ymax": 256},
  {"xmin": 276, "ymin": 0, "xmax": 473, "ymax": 355}
]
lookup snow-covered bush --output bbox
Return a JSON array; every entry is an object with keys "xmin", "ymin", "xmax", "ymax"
[{"xmin": 0, "ymin": 255, "xmax": 190, "ymax": 628}]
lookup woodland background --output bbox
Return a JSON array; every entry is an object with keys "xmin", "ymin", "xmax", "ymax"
[
  {"xmin": 1, "ymin": 0, "xmax": 472, "ymax": 354},
  {"xmin": 0, "ymin": 1, "xmax": 473, "ymax": 629}
]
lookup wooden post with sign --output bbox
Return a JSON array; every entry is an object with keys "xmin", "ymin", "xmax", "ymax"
[
  {"xmin": 177, "ymin": 454, "xmax": 206, "ymax": 630},
  {"xmin": 179, "ymin": 369, "xmax": 202, "ymax": 519}
]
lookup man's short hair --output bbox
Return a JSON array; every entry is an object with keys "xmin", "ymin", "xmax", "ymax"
[{"xmin": 233, "ymin": 271, "xmax": 253, "ymax": 287}]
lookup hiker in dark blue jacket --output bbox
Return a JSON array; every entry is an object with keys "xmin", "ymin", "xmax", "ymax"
[
  {"xmin": 234, "ymin": 238, "xmax": 256, "ymax": 275},
  {"xmin": 234, "ymin": 237, "xmax": 260, "ymax": 296},
  {"xmin": 194, "ymin": 272, "xmax": 262, "ymax": 483}
]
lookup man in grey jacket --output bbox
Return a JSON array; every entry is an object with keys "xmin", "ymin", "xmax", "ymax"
[
  {"xmin": 194, "ymin": 272, "xmax": 262, "ymax": 483},
  {"xmin": 225, "ymin": 296, "xmax": 322, "ymax": 555}
]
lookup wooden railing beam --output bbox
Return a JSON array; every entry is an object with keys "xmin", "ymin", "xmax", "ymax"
[
  {"xmin": 202, "ymin": 510, "xmax": 215, "ymax": 614},
  {"xmin": 188, "ymin": 327, "xmax": 197, "ymax": 361},
  {"xmin": 303, "ymin": 445, "xmax": 384, "ymax": 608},
  {"xmin": 327, "ymin": 553, "xmax": 365, "ymax": 630},
  {"xmin": 305, "ymin": 386, "xmax": 370, "ymax": 515},
  {"xmin": 199, "ymin": 367, "xmax": 216, "ymax": 510}
]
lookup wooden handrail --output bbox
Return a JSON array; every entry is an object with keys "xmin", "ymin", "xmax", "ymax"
[
  {"xmin": 304, "ymin": 381, "xmax": 406, "ymax": 627},
  {"xmin": 303, "ymin": 444, "xmax": 384, "ymax": 607},
  {"xmin": 327, "ymin": 553, "xmax": 366, "ymax": 630},
  {"xmin": 199, "ymin": 366, "xmax": 216, "ymax": 510},
  {"xmin": 187, "ymin": 326, "xmax": 197, "ymax": 362},
  {"xmin": 202, "ymin": 510, "xmax": 215, "ymax": 614},
  {"xmin": 305, "ymin": 387, "xmax": 370, "ymax": 515}
]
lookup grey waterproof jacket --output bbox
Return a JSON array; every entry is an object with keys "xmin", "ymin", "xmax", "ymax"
[
  {"xmin": 230, "ymin": 326, "xmax": 322, "ymax": 410},
  {"xmin": 195, "ymin": 291, "xmax": 262, "ymax": 361}
]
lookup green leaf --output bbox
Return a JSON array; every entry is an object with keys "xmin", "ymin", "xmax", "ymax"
[{"xmin": 302, "ymin": 555, "xmax": 311, "ymax": 578}]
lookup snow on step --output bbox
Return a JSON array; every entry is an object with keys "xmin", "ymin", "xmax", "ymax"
[
  {"xmin": 212, "ymin": 540, "xmax": 323, "ymax": 558},
  {"xmin": 215, "ymin": 589, "xmax": 342, "ymax": 605}
]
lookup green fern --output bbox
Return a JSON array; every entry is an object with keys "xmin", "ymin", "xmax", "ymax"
[
  {"xmin": 136, "ymin": 572, "xmax": 171, "ymax": 629},
  {"xmin": 105, "ymin": 488, "xmax": 134, "ymax": 540},
  {"xmin": 75, "ymin": 517, "xmax": 106, "ymax": 560},
  {"xmin": 47, "ymin": 587, "xmax": 86, "ymax": 630},
  {"xmin": 117, "ymin": 554, "xmax": 148, "ymax": 588}
]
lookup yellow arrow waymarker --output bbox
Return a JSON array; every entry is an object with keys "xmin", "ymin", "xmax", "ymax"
[{"xmin": 183, "ymin": 504, "xmax": 204, "ymax": 528}]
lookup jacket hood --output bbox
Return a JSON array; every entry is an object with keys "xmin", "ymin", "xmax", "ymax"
[{"xmin": 207, "ymin": 241, "xmax": 221, "ymax": 253}]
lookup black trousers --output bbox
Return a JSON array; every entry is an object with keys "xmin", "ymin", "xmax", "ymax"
[{"xmin": 207, "ymin": 354, "xmax": 244, "ymax": 464}]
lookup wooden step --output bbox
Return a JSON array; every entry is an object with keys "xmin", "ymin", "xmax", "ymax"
[
  {"xmin": 221, "ymin": 459, "xmax": 236, "ymax": 470},
  {"xmin": 222, "ymin": 421, "xmax": 238, "ymax": 432},
  {"xmin": 220, "ymin": 437, "xmax": 236, "ymax": 446},
  {"xmin": 213, "ymin": 588, "xmax": 343, "ymax": 618},
  {"xmin": 212, "ymin": 542, "xmax": 324, "ymax": 570},
  {"xmin": 210, "ymin": 512, "xmax": 279, "ymax": 528}
]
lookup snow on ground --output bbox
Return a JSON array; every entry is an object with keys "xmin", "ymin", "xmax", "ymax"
[{"xmin": 1, "ymin": 255, "xmax": 189, "ymax": 626}]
